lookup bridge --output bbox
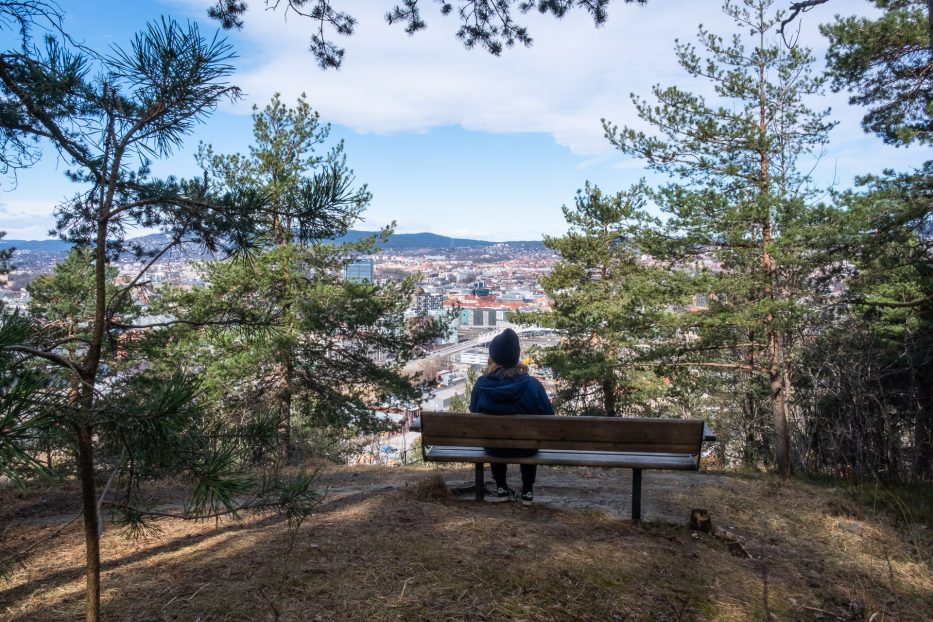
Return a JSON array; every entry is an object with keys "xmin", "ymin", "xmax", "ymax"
[
  {"xmin": 428, "ymin": 325, "xmax": 555, "ymax": 358},
  {"xmin": 404, "ymin": 325, "xmax": 557, "ymax": 373}
]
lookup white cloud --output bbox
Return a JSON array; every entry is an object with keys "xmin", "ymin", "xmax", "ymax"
[
  {"xmin": 170, "ymin": 0, "xmax": 933, "ymax": 177},
  {"xmin": 152, "ymin": 1, "xmax": 933, "ymax": 194},
  {"xmin": 175, "ymin": 0, "xmax": 753, "ymax": 156},
  {"xmin": 0, "ymin": 198, "xmax": 57, "ymax": 239}
]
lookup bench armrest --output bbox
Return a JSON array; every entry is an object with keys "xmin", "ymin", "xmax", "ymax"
[{"xmin": 702, "ymin": 422, "xmax": 716, "ymax": 442}]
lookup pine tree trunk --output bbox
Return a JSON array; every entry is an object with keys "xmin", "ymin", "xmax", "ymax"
[
  {"xmin": 914, "ymin": 359, "xmax": 933, "ymax": 480},
  {"xmin": 768, "ymin": 330, "xmax": 792, "ymax": 478},
  {"xmin": 282, "ymin": 355, "xmax": 294, "ymax": 462},
  {"xmin": 76, "ymin": 394, "xmax": 101, "ymax": 622},
  {"xmin": 755, "ymin": 12, "xmax": 792, "ymax": 479},
  {"xmin": 742, "ymin": 393, "xmax": 758, "ymax": 466},
  {"xmin": 742, "ymin": 337, "xmax": 759, "ymax": 466},
  {"xmin": 602, "ymin": 376, "xmax": 617, "ymax": 417},
  {"xmin": 76, "ymin": 194, "xmax": 109, "ymax": 622}
]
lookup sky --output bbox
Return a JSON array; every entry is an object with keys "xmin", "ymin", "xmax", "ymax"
[{"xmin": 1, "ymin": 0, "xmax": 931, "ymax": 241}]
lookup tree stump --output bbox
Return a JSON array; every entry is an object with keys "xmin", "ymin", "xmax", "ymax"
[{"xmin": 689, "ymin": 508, "xmax": 713, "ymax": 533}]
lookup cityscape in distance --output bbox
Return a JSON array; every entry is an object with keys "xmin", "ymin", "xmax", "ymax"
[{"xmin": 0, "ymin": 230, "xmax": 560, "ymax": 448}]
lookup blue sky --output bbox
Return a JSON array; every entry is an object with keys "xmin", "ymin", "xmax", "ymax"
[{"xmin": 1, "ymin": 0, "xmax": 930, "ymax": 241}]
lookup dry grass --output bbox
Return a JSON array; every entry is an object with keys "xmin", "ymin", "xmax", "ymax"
[{"xmin": 1, "ymin": 466, "xmax": 931, "ymax": 621}]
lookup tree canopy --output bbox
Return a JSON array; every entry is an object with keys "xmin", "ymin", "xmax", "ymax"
[
  {"xmin": 207, "ymin": 0, "xmax": 647, "ymax": 68},
  {"xmin": 822, "ymin": 0, "xmax": 933, "ymax": 146}
]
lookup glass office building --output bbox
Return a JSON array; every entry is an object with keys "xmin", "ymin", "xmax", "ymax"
[{"xmin": 345, "ymin": 258, "xmax": 374, "ymax": 283}]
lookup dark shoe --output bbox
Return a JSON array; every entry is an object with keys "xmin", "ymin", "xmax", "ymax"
[
  {"xmin": 520, "ymin": 490, "xmax": 533, "ymax": 506},
  {"xmin": 488, "ymin": 486, "xmax": 514, "ymax": 503}
]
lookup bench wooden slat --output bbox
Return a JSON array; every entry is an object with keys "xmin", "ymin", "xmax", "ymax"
[
  {"xmin": 424, "ymin": 446, "xmax": 699, "ymax": 470},
  {"xmin": 421, "ymin": 412, "xmax": 703, "ymax": 453},
  {"xmin": 423, "ymin": 436, "xmax": 700, "ymax": 454}
]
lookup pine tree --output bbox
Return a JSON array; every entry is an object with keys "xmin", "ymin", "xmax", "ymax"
[
  {"xmin": 821, "ymin": 0, "xmax": 933, "ymax": 147},
  {"xmin": 816, "ymin": 1, "xmax": 932, "ymax": 480},
  {"xmin": 0, "ymin": 10, "xmax": 314, "ymax": 621},
  {"xmin": 602, "ymin": 0, "xmax": 836, "ymax": 476},
  {"xmin": 805, "ymin": 164, "xmax": 933, "ymax": 481},
  {"xmin": 163, "ymin": 95, "xmax": 445, "ymax": 460},
  {"xmin": 153, "ymin": 238, "xmax": 446, "ymax": 462},
  {"xmin": 517, "ymin": 182, "xmax": 670, "ymax": 417},
  {"xmin": 191, "ymin": 93, "xmax": 373, "ymax": 456}
]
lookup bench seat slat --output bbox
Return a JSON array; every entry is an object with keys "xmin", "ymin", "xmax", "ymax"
[
  {"xmin": 422, "ymin": 413, "xmax": 703, "ymax": 450},
  {"xmin": 423, "ymin": 436, "xmax": 700, "ymax": 454},
  {"xmin": 424, "ymin": 446, "xmax": 699, "ymax": 470}
]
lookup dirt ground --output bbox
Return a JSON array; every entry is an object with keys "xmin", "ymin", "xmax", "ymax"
[{"xmin": 1, "ymin": 465, "xmax": 931, "ymax": 621}]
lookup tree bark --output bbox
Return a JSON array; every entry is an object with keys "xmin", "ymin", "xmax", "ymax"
[
  {"xmin": 74, "ymin": 154, "xmax": 111, "ymax": 622},
  {"xmin": 914, "ymin": 359, "xmax": 933, "ymax": 480},
  {"xmin": 742, "ymin": 336, "xmax": 759, "ymax": 467},
  {"xmin": 757, "ymin": 8, "xmax": 791, "ymax": 479},
  {"xmin": 282, "ymin": 355, "xmax": 294, "ymax": 462},
  {"xmin": 602, "ymin": 376, "xmax": 617, "ymax": 417},
  {"xmin": 76, "ymin": 398, "xmax": 100, "ymax": 622},
  {"xmin": 768, "ymin": 330, "xmax": 792, "ymax": 478}
]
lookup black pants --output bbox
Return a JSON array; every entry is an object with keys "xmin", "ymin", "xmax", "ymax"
[{"xmin": 490, "ymin": 462, "xmax": 536, "ymax": 492}]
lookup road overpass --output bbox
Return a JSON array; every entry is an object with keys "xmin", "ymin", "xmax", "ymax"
[{"xmin": 404, "ymin": 326, "xmax": 557, "ymax": 373}]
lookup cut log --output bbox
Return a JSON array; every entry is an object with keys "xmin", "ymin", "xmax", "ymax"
[{"xmin": 689, "ymin": 508, "xmax": 713, "ymax": 533}]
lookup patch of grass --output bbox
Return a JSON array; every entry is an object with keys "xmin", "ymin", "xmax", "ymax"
[
  {"xmin": 843, "ymin": 481, "xmax": 933, "ymax": 527},
  {"xmin": 803, "ymin": 472, "xmax": 933, "ymax": 528},
  {"xmin": 406, "ymin": 474, "xmax": 452, "ymax": 502}
]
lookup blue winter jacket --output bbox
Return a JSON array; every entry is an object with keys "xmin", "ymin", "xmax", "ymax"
[
  {"xmin": 469, "ymin": 371, "xmax": 554, "ymax": 457},
  {"xmin": 469, "ymin": 372, "xmax": 554, "ymax": 417}
]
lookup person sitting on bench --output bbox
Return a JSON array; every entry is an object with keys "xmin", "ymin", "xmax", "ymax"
[{"xmin": 469, "ymin": 328, "xmax": 554, "ymax": 505}]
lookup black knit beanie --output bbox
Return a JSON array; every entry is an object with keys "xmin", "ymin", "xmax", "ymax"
[{"xmin": 489, "ymin": 328, "xmax": 521, "ymax": 368}]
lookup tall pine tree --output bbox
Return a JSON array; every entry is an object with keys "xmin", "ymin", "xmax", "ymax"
[{"xmin": 603, "ymin": 0, "xmax": 836, "ymax": 476}]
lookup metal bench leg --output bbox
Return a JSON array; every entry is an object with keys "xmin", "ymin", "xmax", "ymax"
[
  {"xmin": 632, "ymin": 468, "xmax": 642, "ymax": 525},
  {"xmin": 475, "ymin": 463, "xmax": 484, "ymax": 501}
]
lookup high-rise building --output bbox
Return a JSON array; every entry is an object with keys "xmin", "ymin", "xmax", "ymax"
[
  {"xmin": 345, "ymin": 258, "xmax": 374, "ymax": 283},
  {"xmin": 413, "ymin": 291, "xmax": 444, "ymax": 314}
]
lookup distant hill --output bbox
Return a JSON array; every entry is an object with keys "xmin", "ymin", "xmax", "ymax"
[
  {"xmin": 334, "ymin": 230, "xmax": 545, "ymax": 249},
  {"xmin": 0, "ymin": 231, "xmax": 546, "ymax": 253},
  {"xmin": 0, "ymin": 239, "xmax": 73, "ymax": 252}
]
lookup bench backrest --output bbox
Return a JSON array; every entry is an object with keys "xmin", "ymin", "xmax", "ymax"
[{"xmin": 420, "ymin": 412, "xmax": 704, "ymax": 455}]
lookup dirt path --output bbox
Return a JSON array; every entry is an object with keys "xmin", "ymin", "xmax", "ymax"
[{"xmin": 327, "ymin": 465, "xmax": 734, "ymax": 523}]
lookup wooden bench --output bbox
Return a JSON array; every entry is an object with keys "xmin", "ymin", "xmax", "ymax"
[{"xmin": 413, "ymin": 412, "xmax": 716, "ymax": 523}]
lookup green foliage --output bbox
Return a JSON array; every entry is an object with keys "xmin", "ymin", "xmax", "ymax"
[
  {"xmin": 518, "ymin": 182, "xmax": 670, "ymax": 416},
  {"xmin": 0, "ymin": 231, "xmax": 12, "ymax": 274},
  {"xmin": 155, "ymin": 242, "xmax": 443, "ymax": 441},
  {"xmin": 821, "ymin": 0, "xmax": 933, "ymax": 146},
  {"xmin": 1, "ymin": 12, "xmax": 335, "ymax": 620},
  {"xmin": 0, "ymin": 312, "xmax": 53, "ymax": 485},
  {"xmin": 448, "ymin": 367, "xmax": 478, "ymax": 412},
  {"xmin": 599, "ymin": 0, "xmax": 837, "ymax": 474},
  {"xmin": 796, "ymin": 162, "xmax": 933, "ymax": 481},
  {"xmin": 196, "ymin": 92, "xmax": 371, "ymax": 246},
  {"xmin": 26, "ymin": 247, "xmax": 134, "ymax": 357},
  {"xmin": 147, "ymin": 96, "xmax": 445, "ymax": 463}
]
